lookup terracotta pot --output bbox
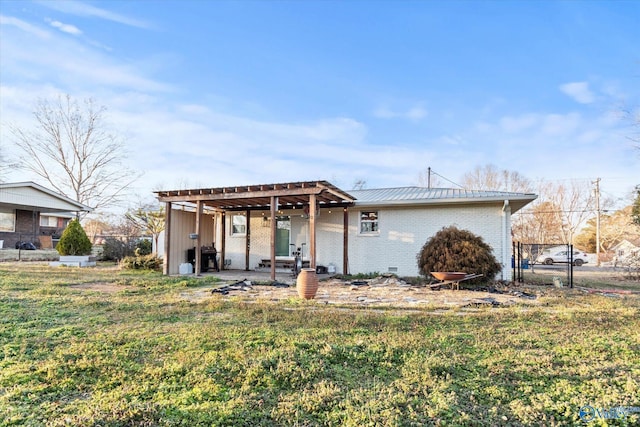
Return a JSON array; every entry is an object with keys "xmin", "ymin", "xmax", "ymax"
[{"xmin": 296, "ymin": 268, "xmax": 318, "ymax": 299}]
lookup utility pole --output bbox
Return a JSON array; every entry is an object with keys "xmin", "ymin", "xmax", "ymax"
[
  {"xmin": 593, "ymin": 178, "xmax": 601, "ymax": 267},
  {"xmin": 427, "ymin": 167, "xmax": 431, "ymax": 189}
]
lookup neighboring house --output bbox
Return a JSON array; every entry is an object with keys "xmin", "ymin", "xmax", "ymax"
[
  {"xmin": 155, "ymin": 181, "xmax": 537, "ymax": 280},
  {"xmin": 0, "ymin": 182, "xmax": 92, "ymax": 249},
  {"xmin": 611, "ymin": 238, "xmax": 640, "ymax": 266}
]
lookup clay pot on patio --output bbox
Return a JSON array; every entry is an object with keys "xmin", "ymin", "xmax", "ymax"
[{"xmin": 297, "ymin": 268, "xmax": 318, "ymax": 299}]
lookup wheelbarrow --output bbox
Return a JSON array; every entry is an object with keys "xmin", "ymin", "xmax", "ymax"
[{"xmin": 429, "ymin": 272, "xmax": 484, "ymax": 290}]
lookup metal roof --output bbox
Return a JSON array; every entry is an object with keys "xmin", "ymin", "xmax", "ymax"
[
  {"xmin": 349, "ymin": 187, "xmax": 537, "ymax": 213},
  {"xmin": 154, "ymin": 181, "xmax": 537, "ymax": 213}
]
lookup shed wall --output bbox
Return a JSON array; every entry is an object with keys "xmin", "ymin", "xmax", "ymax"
[{"xmin": 167, "ymin": 209, "xmax": 215, "ymax": 275}]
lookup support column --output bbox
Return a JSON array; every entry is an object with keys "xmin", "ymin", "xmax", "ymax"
[
  {"xmin": 270, "ymin": 196, "xmax": 278, "ymax": 280},
  {"xmin": 245, "ymin": 208, "xmax": 251, "ymax": 271},
  {"xmin": 220, "ymin": 212, "xmax": 226, "ymax": 270},
  {"xmin": 343, "ymin": 207, "xmax": 349, "ymax": 275},
  {"xmin": 309, "ymin": 194, "xmax": 316, "ymax": 269},
  {"xmin": 195, "ymin": 200, "xmax": 202, "ymax": 276},
  {"xmin": 163, "ymin": 202, "xmax": 172, "ymax": 275}
]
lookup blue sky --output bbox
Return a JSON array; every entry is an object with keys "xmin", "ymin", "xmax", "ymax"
[{"xmin": 1, "ymin": 0, "xmax": 638, "ymax": 209}]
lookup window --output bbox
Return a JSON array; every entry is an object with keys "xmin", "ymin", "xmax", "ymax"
[
  {"xmin": 0, "ymin": 208, "xmax": 15, "ymax": 232},
  {"xmin": 231, "ymin": 214, "xmax": 247, "ymax": 235},
  {"xmin": 359, "ymin": 211, "xmax": 379, "ymax": 234},
  {"xmin": 40, "ymin": 215, "xmax": 58, "ymax": 227}
]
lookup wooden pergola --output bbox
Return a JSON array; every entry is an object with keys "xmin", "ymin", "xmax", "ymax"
[{"xmin": 155, "ymin": 181, "xmax": 356, "ymax": 279}]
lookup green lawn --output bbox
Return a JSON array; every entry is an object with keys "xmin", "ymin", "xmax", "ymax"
[{"xmin": 1, "ymin": 264, "xmax": 639, "ymax": 426}]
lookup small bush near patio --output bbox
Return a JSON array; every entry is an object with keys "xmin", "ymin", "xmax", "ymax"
[
  {"xmin": 417, "ymin": 225, "xmax": 501, "ymax": 282},
  {"xmin": 120, "ymin": 254, "xmax": 162, "ymax": 270}
]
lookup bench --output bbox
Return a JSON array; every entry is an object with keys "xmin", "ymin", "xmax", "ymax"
[{"xmin": 258, "ymin": 258, "xmax": 310, "ymax": 270}]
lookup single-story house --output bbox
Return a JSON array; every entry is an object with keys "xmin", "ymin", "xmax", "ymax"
[
  {"xmin": 611, "ymin": 238, "xmax": 640, "ymax": 266},
  {"xmin": 0, "ymin": 181, "xmax": 92, "ymax": 249},
  {"xmin": 155, "ymin": 181, "xmax": 537, "ymax": 280}
]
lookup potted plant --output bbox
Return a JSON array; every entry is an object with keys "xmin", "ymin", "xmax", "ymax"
[{"xmin": 51, "ymin": 219, "xmax": 96, "ymax": 267}]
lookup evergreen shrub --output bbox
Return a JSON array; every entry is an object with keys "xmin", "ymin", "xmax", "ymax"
[
  {"xmin": 417, "ymin": 225, "xmax": 501, "ymax": 283},
  {"xmin": 56, "ymin": 219, "xmax": 92, "ymax": 256},
  {"xmin": 135, "ymin": 239, "xmax": 152, "ymax": 256}
]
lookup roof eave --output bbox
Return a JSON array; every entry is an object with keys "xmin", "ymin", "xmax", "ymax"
[
  {"xmin": 353, "ymin": 195, "xmax": 538, "ymax": 212},
  {"xmin": 0, "ymin": 181, "xmax": 93, "ymax": 212}
]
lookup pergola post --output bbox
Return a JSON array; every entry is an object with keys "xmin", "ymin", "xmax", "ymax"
[
  {"xmin": 270, "ymin": 196, "xmax": 278, "ymax": 280},
  {"xmin": 220, "ymin": 212, "xmax": 226, "ymax": 270},
  {"xmin": 245, "ymin": 209, "xmax": 251, "ymax": 271},
  {"xmin": 309, "ymin": 194, "xmax": 316, "ymax": 269},
  {"xmin": 343, "ymin": 207, "xmax": 349, "ymax": 275},
  {"xmin": 163, "ymin": 202, "xmax": 172, "ymax": 275},
  {"xmin": 195, "ymin": 200, "xmax": 202, "ymax": 276}
]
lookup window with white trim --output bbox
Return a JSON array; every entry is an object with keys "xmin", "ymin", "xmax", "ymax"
[
  {"xmin": 231, "ymin": 214, "xmax": 247, "ymax": 235},
  {"xmin": 0, "ymin": 208, "xmax": 15, "ymax": 232},
  {"xmin": 359, "ymin": 211, "xmax": 379, "ymax": 234},
  {"xmin": 40, "ymin": 215, "xmax": 58, "ymax": 227}
]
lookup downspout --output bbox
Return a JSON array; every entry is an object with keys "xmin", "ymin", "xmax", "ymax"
[{"xmin": 502, "ymin": 200, "xmax": 510, "ymax": 281}]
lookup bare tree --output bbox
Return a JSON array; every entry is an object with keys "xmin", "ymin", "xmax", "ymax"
[
  {"xmin": 352, "ymin": 179, "xmax": 367, "ymax": 190},
  {"xmin": 125, "ymin": 204, "xmax": 165, "ymax": 255},
  {"xmin": 8, "ymin": 94, "xmax": 138, "ymax": 214},
  {"xmin": 0, "ymin": 142, "xmax": 18, "ymax": 182},
  {"xmin": 460, "ymin": 164, "xmax": 533, "ymax": 192},
  {"xmin": 622, "ymin": 105, "xmax": 640, "ymax": 152},
  {"xmin": 513, "ymin": 200, "xmax": 565, "ymax": 245},
  {"xmin": 515, "ymin": 180, "xmax": 594, "ymax": 245},
  {"xmin": 83, "ymin": 217, "xmax": 113, "ymax": 244}
]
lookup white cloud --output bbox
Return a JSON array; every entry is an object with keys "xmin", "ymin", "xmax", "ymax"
[
  {"xmin": 0, "ymin": 15, "xmax": 50, "ymax": 39},
  {"xmin": 48, "ymin": 19, "xmax": 82, "ymax": 35},
  {"xmin": 499, "ymin": 114, "xmax": 539, "ymax": 133},
  {"xmin": 1, "ymin": 15, "xmax": 170, "ymax": 92},
  {"xmin": 372, "ymin": 106, "xmax": 396, "ymax": 119},
  {"xmin": 373, "ymin": 103, "xmax": 428, "ymax": 121},
  {"xmin": 35, "ymin": 0, "xmax": 152, "ymax": 29},
  {"xmin": 541, "ymin": 112, "xmax": 581, "ymax": 135},
  {"xmin": 406, "ymin": 106, "xmax": 428, "ymax": 120},
  {"xmin": 560, "ymin": 81, "xmax": 595, "ymax": 104}
]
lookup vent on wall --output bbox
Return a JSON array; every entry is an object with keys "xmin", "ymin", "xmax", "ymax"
[{"xmin": 388, "ymin": 267, "xmax": 398, "ymax": 273}]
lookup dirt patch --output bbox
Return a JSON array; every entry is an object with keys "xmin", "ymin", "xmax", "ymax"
[
  {"xmin": 182, "ymin": 276, "xmax": 543, "ymax": 309},
  {"xmin": 69, "ymin": 282, "xmax": 125, "ymax": 293}
]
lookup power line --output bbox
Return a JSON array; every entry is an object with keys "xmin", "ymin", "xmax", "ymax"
[
  {"xmin": 516, "ymin": 209, "xmax": 604, "ymax": 214},
  {"xmin": 426, "ymin": 168, "xmax": 464, "ymax": 189}
]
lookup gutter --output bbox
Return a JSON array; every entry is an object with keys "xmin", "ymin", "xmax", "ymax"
[{"xmin": 502, "ymin": 200, "xmax": 510, "ymax": 281}]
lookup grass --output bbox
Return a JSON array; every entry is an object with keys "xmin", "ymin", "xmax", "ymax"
[
  {"xmin": 0, "ymin": 263, "xmax": 639, "ymax": 426},
  {"xmin": 523, "ymin": 267, "xmax": 640, "ymax": 292}
]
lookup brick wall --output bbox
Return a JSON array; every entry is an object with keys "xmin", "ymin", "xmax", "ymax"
[
  {"xmin": 0, "ymin": 209, "xmax": 40, "ymax": 248},
  {"xmin": 347, "ymin": 204, "xmax": 509, "ymax": 278},
  {"xmin": 175, "ymin": 203, "xmax": 514, "ymax": 280}
]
